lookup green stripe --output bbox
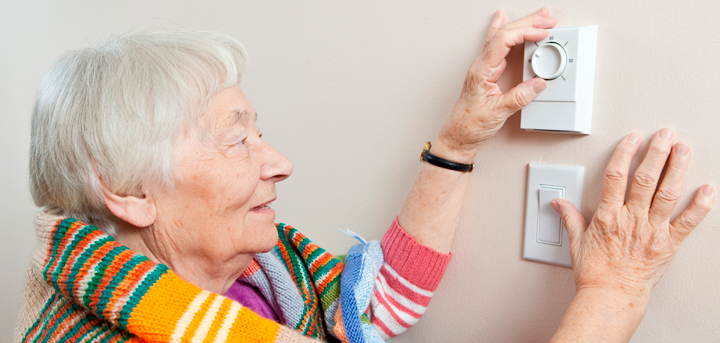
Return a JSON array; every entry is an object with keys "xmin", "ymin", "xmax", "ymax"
[
  {"xmin": 276, "ymin": 227, "xmax": 312, "ymax": 331},
  {"xmin": 21, "ymin": 292, "xmax": 59, "ymax": 343},
  {"xmin": 38, "ymin": 297, "xmax": 80, "ymax": 343},
  {"xmin": 96, "ymin": 252, "xmax": 144, "ymax": 318},
  {"xmin": 318, "ymin": 277, "xmax": 341, "ymax": 309},
  {"xmin": 30, "ymin": 295, "xmax": 66, "ymax": 343},
  {"xmin": 83, "ymin": 245, "xmax": 126, "ymax": 309},
  {"xmin": 119, "ymin": 264, "xmax": 168, "ymax": 329},
  {"xmin": 66, "ymin": 235, "xmax": 113, "ymax": 300},
  {"xmin": 52, "ymin": 224, "xmax": 97, "ymax": 291},
  {"xmin": 42, "ymin": 218, "xmax": 75, "ymax": 281}
]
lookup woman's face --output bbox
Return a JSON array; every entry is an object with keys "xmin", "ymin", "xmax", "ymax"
[{"xmin": 152, "ymin": 84, "xmax": 293, "ymax": 265}]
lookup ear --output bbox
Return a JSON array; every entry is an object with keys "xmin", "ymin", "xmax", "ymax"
[
  {"xmin": 100, "ymin": 186, "xmax": 157, "ymax": 228},
  {"xmin": 96, "ymin": 171, "xmax": 157, "ymax": 228}
]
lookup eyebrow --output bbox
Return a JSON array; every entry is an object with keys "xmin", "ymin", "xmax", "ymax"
[{"xmin": 221, "ymin": 109, "xmax": 257, "ymax": 129}]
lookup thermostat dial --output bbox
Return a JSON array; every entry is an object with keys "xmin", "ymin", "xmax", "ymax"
[{"xmin": 531, "ymin": 42, "xmax": 567, "ymax": 80}]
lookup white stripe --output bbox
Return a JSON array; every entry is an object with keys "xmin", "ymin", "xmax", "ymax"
[
  {"xmin": 212, "ymin": 301, "xmax": 242, "ymax": 343},
  {"xmin": 50, "ymin": 225, "xmax": 83, "ymax": 275},
  {"xmin": 375, "ymin": 271, "xmax": 428, "ymax": 315},
  {"xmin": 192, "ymin": 295, "xmax": 225, "ymax": 342},
  {"xmin": 383, "ymin": 263, "xmax": 434, "ymax": 297},
  {"xmin": 372, "ymin": 278, "xmax": 422, "ymax": 325},
  {"xmin": 75, "ymin": 235, "xmax": 106, "ymax": 297},
  {"xmin": 171, "ymin": 290, "xmax": 211, "ymax": 343},
  {"xmin": 372, "ymin": 302, "xmax": 407, "ymax": 336}
]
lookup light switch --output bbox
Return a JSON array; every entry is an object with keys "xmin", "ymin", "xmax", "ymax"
[
  {"xmin": 537, "ymin": 186, "xmax": 564, "ymax": 245},
  {"xmin": 521, "ymin": 26, "xmax": 598, "ymax": 134},
  {"xmin": 524, "ymin": 163, "xmax": 584, "ymax": 268}
]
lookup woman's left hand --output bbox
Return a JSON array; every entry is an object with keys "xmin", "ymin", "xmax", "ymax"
[{"xmin": 435, "ymin": 8, "xmax": 557, "ymax": 162}]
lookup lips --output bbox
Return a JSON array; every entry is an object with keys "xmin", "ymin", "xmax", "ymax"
[{"xmin": 250, "ymin": 198, "xmax": 275, "ymax": 211}]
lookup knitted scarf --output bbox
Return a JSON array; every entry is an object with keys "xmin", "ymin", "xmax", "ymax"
[{"xmin": 14, "ymin": 212, "xmax": 386, "ymax": 343}]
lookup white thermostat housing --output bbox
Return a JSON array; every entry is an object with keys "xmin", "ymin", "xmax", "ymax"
[{"xmin": 521, "ymin": 26, "xmax": 598, "ymax": 134}]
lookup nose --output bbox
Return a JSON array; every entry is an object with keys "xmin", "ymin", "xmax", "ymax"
[{"xmin": 258, "ymin": 140, "xmax": 293, "ymax": 183}]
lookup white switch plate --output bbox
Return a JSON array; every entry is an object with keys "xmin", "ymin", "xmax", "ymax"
[
  {"xmin": 521, "ymin": 26, "xmax": 598, "ymax": 134},
  {"xmin": 523, "ymin": 163, "xmax": 584, "ymax": 268}
]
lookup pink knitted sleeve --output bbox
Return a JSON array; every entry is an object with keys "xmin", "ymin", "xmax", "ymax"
[{"xmin": 370, "ymin": 217, "xmax": 452, "ymax": 339}]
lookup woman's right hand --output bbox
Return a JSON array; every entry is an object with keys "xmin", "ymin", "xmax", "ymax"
[
  {"xmin": 550, "ymin": 129, "xmax": 714, "ymax": 341},
  {"xmin": 553, "ymin": 129, "xmax": 714, "ymax": 297}
]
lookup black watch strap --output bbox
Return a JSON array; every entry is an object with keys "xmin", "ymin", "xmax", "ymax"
[{"xmin": 420, "ymin": 142, "xmax": 474, "ymax": 172}]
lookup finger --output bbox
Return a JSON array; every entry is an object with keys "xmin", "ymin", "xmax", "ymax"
[
  {"xmin": 495, "ymin": 77, "xmax": 546, "ymax": 113},
  {"xmin": 551, "ymin": 199, "xmax": 588, "ymax": 249},
  {"xmin": 648, "ymin": 142, "xmax": 691, "ymax": 224},
  {"xmin": 503, "ymin": 7, "xmax": 557, "ymax": 30},
  {"xmin": 485, "ymin": 59, "xmax": 507, "ymax": 83},
  {"xmin": 481, "ymin": 26, "xmax": 549, "ymax": 68},
  {"xmin": 626, "ymin": 128, "xmax": 676, "ymax": 213},
  {"xmin": 670, "ymin": 185, "xmax": 715, "ymax": 243},
  {"xmin": 597, "ymin": 133, "xmax": 643, "ymax": 213},
  {"xmin": 482, "ymin": 10, "xmax": 505, "ymax": 50}
]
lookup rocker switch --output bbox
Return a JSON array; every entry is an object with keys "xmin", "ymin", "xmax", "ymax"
[{"xmin": 537, "ymin": 186, "xmax": 565, "ymax": 245}]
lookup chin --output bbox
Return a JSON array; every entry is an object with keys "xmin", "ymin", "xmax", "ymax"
[{"xmin": 253, "ymin": 223, "xmax": 280, "ymax": 253}]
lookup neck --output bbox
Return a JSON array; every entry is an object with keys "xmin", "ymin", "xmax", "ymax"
[{"xmin": 114, "ymin": 221, "xmax": 252, "ymax": 295}]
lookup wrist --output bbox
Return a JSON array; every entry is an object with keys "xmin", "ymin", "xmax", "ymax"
[
  {"xmin": 430, "ymin": 138, "xmax": 478, "ymax": 165},
  {"xmin": 551, "ymin": 288, "xmax": 649, "ymax": 343}
]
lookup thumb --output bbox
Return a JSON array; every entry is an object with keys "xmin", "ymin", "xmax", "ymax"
[
  {"xmin": 498, "ymin": 78, "xmax": 547, "ymax": 114},
  {"xmin": 551, "ymin": 198, "xmax": 587, "ymax": 248}
]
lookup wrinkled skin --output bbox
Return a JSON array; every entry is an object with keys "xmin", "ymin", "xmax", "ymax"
[
  {"xmin": 436, "ymin": 8, "xmax": 554, "ymax": 162},
  {"xmin": 553, "ymin": 129, "xmax": 715, "ymax": 297}
]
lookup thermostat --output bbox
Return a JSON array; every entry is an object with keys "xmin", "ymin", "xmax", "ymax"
[{"xmin": 521, "ymin": 26, "xmax": 598, "ymax": 134}]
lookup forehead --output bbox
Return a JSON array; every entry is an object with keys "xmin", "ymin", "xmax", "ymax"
[{"xmin": 207, "ymin": 85, "xmax": 256, "ymax": 129}]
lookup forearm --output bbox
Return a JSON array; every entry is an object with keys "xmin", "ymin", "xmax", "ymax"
[
  {"xmin": 397, "ymin": 138, "xmax": 475, "ymax": 253},
  {"xmin": 551, "ymin": 288, "xmax": 649, "ymax": 343}
]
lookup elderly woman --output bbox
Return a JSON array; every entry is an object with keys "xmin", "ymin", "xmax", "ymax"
[{"xmin": 15, "ymin": 8, "xmax": 714, "ymax": 343}]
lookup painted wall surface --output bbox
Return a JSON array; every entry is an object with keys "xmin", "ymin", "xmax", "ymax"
[{"xmin": 2, "ymin": 0, "xmax": 719, "ymax": 341}]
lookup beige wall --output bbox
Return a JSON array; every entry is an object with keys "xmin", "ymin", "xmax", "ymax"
[{"xmin": 2, "ymin": 0, "xmax": 719, "ymax": 341}]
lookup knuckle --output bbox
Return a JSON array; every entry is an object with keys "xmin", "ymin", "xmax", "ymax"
[
  {"xmin": 677, "ymin": 214, "xmax": 700, "ymax": 230},
  {"xmin": 654, "ymin": 188, "xmax": 680, "ymax": 204},
  {"xmin": 512, "ymin": 91, "xmax": 531, "ymax": 108},
  {"xmin": 633, "ymin": 172, "xmax": 657, "ymax": 189},
  {"xmin": 651, "ymin": 144, "xmax": 672, "ymax": 157},
  {"xmin": 604, "ymin": 168, "xmax": 626, "ymax": 183},
  {"xmin": 594, "ymin": 212, "xmax": 615, "ymax": 229}
]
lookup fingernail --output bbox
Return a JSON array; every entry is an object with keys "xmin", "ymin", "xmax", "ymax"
[
  {"xmin": 702, "ymin": 185, "xmax": 715, "ymax": 197},
  {"xmin": 659, "ymin": 128, "xmax": 674, "ymax": 141},
  {"xmin": 626, "ymin": 133, "xmax": 641, "ymax": 145},
  {"xmin": 537, "ymin": 7, "xmax": 547, "ymax": 13},
  {"xmin": 550, "ymin": 199, "xmax": 560, "ymax": 211},
  {"xmin": 675, "ymin": 142, "xmax": 689, "ymax": 157},
  {"xmin": 532, "ymin": 80, "xmax": 547, "ymax": 94}
]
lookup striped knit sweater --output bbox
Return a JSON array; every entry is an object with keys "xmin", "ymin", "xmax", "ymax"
[{"xmin": 14, "ymin": 212, "xmax": 451, "ymax": 343}]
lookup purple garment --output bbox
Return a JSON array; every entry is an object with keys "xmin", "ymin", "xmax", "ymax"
[{"xmin": 224, "ymin": 278, "xmax": 279, "ymax": 322}]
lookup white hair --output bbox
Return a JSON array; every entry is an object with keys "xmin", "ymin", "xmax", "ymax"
[{"xmin": 29, "ymin": 29, "xmax": 248, "ymax": 236}]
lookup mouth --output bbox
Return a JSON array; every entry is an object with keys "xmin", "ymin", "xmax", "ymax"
[{"xmin": 250, "ymin": 198, "xmax": 276, "ymax": 211}]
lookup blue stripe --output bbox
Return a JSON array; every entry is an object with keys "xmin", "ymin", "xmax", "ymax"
[{"xmin": 340, "ymin": 244, "xmax": 367, "ymax": 343}]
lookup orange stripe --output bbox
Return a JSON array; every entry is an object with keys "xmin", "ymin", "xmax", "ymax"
[
  {"xmin": 35, "ymin": 299, "xmax": 72, "ymax": 343},
  {"xmin": 72, "ymin": 239, "xmax": 114, "ymax": 297},
  {"xmin": 90, "ymin": 249, "xmax": 135, "ymax": 313},
  {"xmin": 47, "ymin": 221, "xmax": 83, "ymax": 277},
  {"xmin": 61, "ymin": 230, "xmax": 104, "ymax": 295},
  {"xmin": 308, "ymin": 253, "xmax": 333, "ymax": 274},
  {"xmin": 127, "ymin": 272, "xmax": 204, "ymax": 341},
  {"xmin": 225, "ymin": 307, "xmax": 280, "ymax": 342},
  {"xmin": 203, "ymin": 298, "xmax": 232, "ymax": 342},
  {"xmin": 43, "ymin": 218, "xmax": 65, "ymax": 268},
  {"xmin": 105, "ymin": 259, "xmax": 156, "ymax": 320},
  {"xmin": 181, "ymin": 293, "xmax": 217, "ymax": 341},
  {"xmin": 316, "ymin": 263, "xmax": 344, "ymax": 294}
]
